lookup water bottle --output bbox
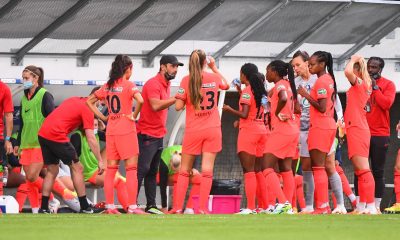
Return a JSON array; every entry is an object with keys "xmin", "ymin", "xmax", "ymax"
[
  {"xmin": 2, "ymin": 166, "xmax": 8, "ymax": 186},
  {"xmin": 231, "ymin": 78, "xmax": 241, "ymax": 88},
  {"xmin": 261, "ymin": 94, "xmax": 270, "ymax": 112}
]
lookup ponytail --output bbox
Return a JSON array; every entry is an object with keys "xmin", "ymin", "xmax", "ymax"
[
  {"xmin": 108, "ymin": 54, "xmax": 132, "ymax": 88},
  {"xmin": 358, "ymin": 58, "xmax": 372, "ymax": 88},
  {"xmin": 37, "ymin": 67, "xmax": 44, "ymax": 87},
  {"xmin": 189, "ymin": 50, "xmax": 206, "ymax": 110},
  {"xmin": 326, "ymin": 52, "xmax": 337, "ymax": 100},
  {"xmin": 312, "ymin": 51, "xmax": 337, "ymax": 103}
]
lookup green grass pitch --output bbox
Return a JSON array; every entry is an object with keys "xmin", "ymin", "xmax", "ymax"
[{"xmin": 1, "ymin": 214, "xmax": 399, "ymax": 240}]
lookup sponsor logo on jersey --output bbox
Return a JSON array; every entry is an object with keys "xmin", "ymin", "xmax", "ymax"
[
  {"xmin": 318, "ymin": 88, "xmax": 327, "ymax": 95},
  {"xmin": 107, "ymin": 87, "xmax": 123, "ymax": 93},
  {"xmin": 177, "ymin": 88, "xmax": 185, "ymax": 94},
  {"xmin": 276, "ymin": 84, "xmax": 286, "ymax": 91},
  {"xmin": 202, "ymin": 82, "xmax": 216, "ymax": 88},
  {"xmin": 242, "ymin": 93, "xmax": 250, "ymax": 100}
]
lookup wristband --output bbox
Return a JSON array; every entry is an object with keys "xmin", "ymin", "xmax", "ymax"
[{"xmin": 5, "ymin": 136, "xmax": 11, "ymax": 141}]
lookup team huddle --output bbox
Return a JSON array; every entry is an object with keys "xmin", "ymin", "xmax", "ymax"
[{"xmin": 0, "ymin": 48, "xmax": 398, "ymax": 215}]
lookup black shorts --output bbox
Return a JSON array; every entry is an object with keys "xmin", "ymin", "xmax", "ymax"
[{"xmin": 38, "ymin": 136, "xmax": 79, "ymax": 165}]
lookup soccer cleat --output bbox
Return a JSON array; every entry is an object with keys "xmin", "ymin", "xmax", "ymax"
[
  {"xmin": 145, "ymin": 206, "xmax": 164, "ymax": 214},
  {"xmin": 255, "ymin": 208, "xmax": 264, "ymax": 214},
  {"xmin": 311, "ymin": 207, "xmax": 330, "ymax": 215},
  {"xmin": 384, "ymin": 203, "xmax": 400, "ymax": 214},
  {"xmin": 127, "ymin": 207, "xmax": 148, "ymax": 214},
  {"xmin": 235, "ymin": 208, "xmax": 256, "ymax": 215},
  {"xmin": 183, "ymin": 208, "xmax": 195, "ymax": 214},
  {"xmin": 197, "ymin": 209, "xmax": 210, "ymax": 215},
  {"xmin": 80, "ymin": 206, "xmax": 105, "ymax": 214},
  {"xmin": 272, "ymin": 202, "xmax": 292, "ymax": 214},
  {"xmin": 38, "ymin": 208, "xmax": 51, "ymax": 214},
  {"xmin": 104, "ymin": 208, "xmax": 121, "ymax": 215},
  {"xmin": 332, "ymin": 205, "xmax": 347, "ymax": 214},
  {"xmin": 168, "ymin": 208, "xmax": 183, "ymax": 214},
  {"xmin": 365, "ymin": 206, "xmax": 379, "ymax": 215},
  {"xmin": 357, "ymin": 208, "xmax": 378, "ymax": 215},
  {"xmin": 94, "ymin": 201, "xmax": 106, "ymax": 209},
  {"xmin": 300, "ymin": 206, "xmax": 314, "ymax": 214},
  {"xmin": 49, "ymin": 198, "xmax": 60, "ymax": 214},
  {"xmin": 63, "ymin": 198, "xmax": 80, "ymax": 212},
  {"xmin": 259, "ymin": 205, "xmax": 275, "ymax": 214}
]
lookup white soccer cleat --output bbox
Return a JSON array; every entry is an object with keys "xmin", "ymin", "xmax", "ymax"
[
  {"xmin": 183, "ymin": 208, "xmax": 194, "ymax": 214},
  {"xmin": 49, "ymin": 198, "xmax": 60, "ymax": 214},
  {"xmin": 235, "ymin": 208, "xmax": 256, "ymax": 215},
  {"xmin": 332, "ymin": 205, "xmax": 347, "ymax": 214},
  {"xmin": 63, "ymin": 198, "xmax": 81, "ymax": 212}
]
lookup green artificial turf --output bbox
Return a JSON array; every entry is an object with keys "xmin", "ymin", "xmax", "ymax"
[{"xmin": 1, "ymin": 214, "xmax": 399, "ymax": 240}]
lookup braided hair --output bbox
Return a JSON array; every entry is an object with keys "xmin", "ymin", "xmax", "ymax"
[{"xmin": 241, "ymin": 63, "xmax": 268, "ymax": 120}]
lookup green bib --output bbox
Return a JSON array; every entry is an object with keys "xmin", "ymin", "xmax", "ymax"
[
  {"xmin": 160, "ymin": 145, "xmax": 182, "ymax": 175},
  {"xmin": 75, "ymin": 131, "xmax": 99, "ymax": 181},
  {"xmin": 20, "ymin": 88, "xmax": 46, "ymax": 149}
]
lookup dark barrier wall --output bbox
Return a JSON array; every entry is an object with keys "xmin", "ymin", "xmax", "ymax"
[{"xmin": 217, "ymin": 92, "xmax": 400, "ymax": 209}]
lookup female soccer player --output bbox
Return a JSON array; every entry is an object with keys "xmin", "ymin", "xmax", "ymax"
[
  {"xmin": 384, "ymin": 121, "xmax": 400, "ymax": 213},
  {"xmin": 171, "ymin": 49, "xmax": 229, "ymax": 214},
  {"xmin": 344, "ymin": 55, "xmax": 376, "ymax": 214},
  {"xmin": 223, "ymin": 63, "xmax": 268, "ymax": 214},
  {"xmin": 14, "ymin": 65, "xmax": 60, "ymax": 213},
  {"xmin": 297, "ymin": 51, "xmax": 337, "ymax": 214},
  {"xmin": 87, "ymin": 55, "xmax": 144, "ymax": 214},
  {"xmin": 70, "ymin": 118, "xmax": 129, "ymax": 211},
  {"xmin": 262, "ymin": 60, "xmax": 299, "ymax": 214}
]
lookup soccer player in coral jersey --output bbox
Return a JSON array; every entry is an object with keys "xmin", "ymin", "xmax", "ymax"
[
  {"xmin": 262, "ymin": 60, "xmax": 300, "ymax": 214},
  {"xmin": 297, "ymin": 51, "xmax": 337, "ymax": 214},
  {"xmin": 223, "ymin": 63, "xmax": 268, "ymax": 214},
  {"xmin": 384, "ymin": 122, "xmax": 400, "ymax": 213},
  {"xmin": 344, "ymin": 55, "xmax": 375, "ymax": 214},
  {"xmin": 170, "ymin": 49, "xmax": 229, "ymax": 214},
  {"xmin": 87, "ymin": 55, "xmax": 144, "ymax": 214}
]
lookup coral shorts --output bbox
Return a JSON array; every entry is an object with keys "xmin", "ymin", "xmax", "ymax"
[
  {"xmin": 237, "ymin": 129, "xmax": 268, "ymax": 157},
  {"xmin": 182, "ymin": 127, "xmax": 222, "ymax": 155},
  {"xmin": 264, "ymin": 132, "xmax": 299, "ymax": 159},
  {"xmin": 106, "ymin": 131, "xmax": 139, "ymax": 160},
  {"xmin": 19, "ymin": 148, "xmax": 43, "ymax": 165},
  {"xmin": 346, "ymin": 127, "xmax": 370, "ymax": 159},
  {"xmin": 308, "ymin": 127, "xmax": 336, "ymax": 153}
]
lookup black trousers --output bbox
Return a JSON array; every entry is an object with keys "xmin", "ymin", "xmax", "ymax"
[
  {"xmin": 158, "ymin": 160, "xmax": 169, "ymax": 208},
  {"xmin": 354, "ymin": 136, "xmax": 390, "ymax": 199},
  {"xmin": 137, "ymin": 134, "xmax": 163, "ymax": 207}
]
